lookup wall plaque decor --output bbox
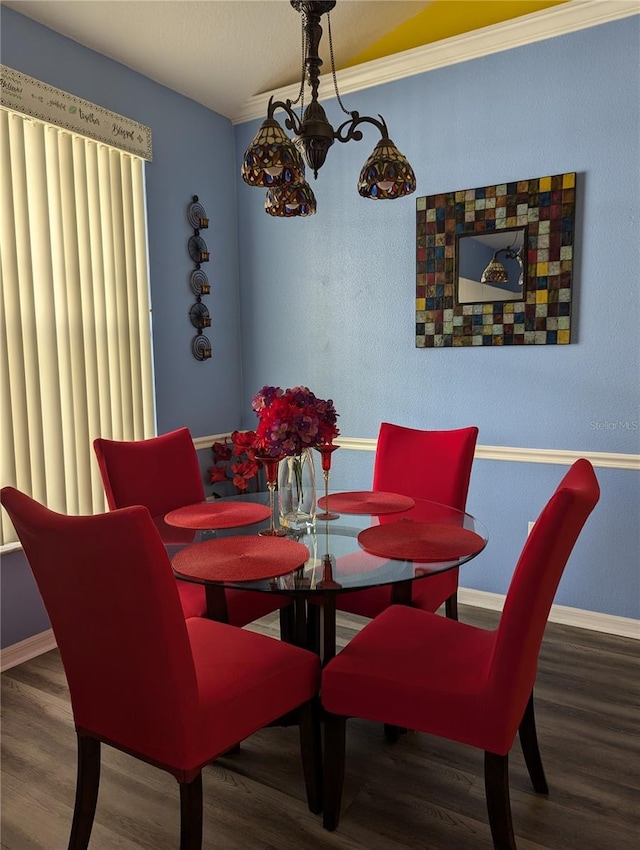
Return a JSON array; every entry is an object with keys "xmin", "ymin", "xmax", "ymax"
[
  {"xmin": 415, "ymin": 173, "xmax": 576, "ymax": 347},
  {"xmin": 186, "ymin": 195, "xmax": 212, "ymax": 361}
]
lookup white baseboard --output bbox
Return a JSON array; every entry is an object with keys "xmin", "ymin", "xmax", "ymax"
[
  {"xmin": 459, "ymin": 588, "xmax": 640, "ymax": 639},
  {"xmin": 2, "ymin": 592, "xmax": 637, "ymax": 672},
  {"xmin": 1, "ymin": 629, "xmax": 57, "ymax": 672}
]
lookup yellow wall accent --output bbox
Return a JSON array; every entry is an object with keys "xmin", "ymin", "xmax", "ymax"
[{"xmin": 345, "ymin": 0, "xmax": 570, "ymax": 68}]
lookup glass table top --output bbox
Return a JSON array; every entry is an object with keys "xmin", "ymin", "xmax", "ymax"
[{"xmin": 157, "ymin": 491, "xmax": 488, "ymax": 596}]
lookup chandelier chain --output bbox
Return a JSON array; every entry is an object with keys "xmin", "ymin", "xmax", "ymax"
[
  {"xmin": 327, "ymin": 11, "xmax": 355, "ymax": 118},
  {"xmin": 290, "ymin": 13, "xmax": 306, "ymax": 111},
  {"xmin": 300, "ymin": 13, "xmax": 306, "ymax": 118}
]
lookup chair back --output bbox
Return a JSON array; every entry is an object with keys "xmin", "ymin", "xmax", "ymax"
[
  {"xmin": 0, "ymin": 487, "xmax": 199, "ymax": 761},
  {"xmin": 373, "ymin": 423, "xmax": 478, "ymax": 510},
  {"xmin": 488, "ymin": 459, "xmax": 600, "ymax": 742},
  {"xmin": 94, "ymin": 427, "xmax": 205, "ymax": 517}
]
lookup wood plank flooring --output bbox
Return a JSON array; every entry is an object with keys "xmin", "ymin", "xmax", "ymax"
[{"xmin": 2, "ymin": 606, "xmax": 639, "ymax": 850}]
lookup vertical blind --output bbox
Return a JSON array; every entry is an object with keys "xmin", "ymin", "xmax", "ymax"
[{"xmin": 1, "ymin": 109, "xmax": 156, "ymax": 546}]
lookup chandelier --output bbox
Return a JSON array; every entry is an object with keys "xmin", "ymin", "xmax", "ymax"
[
  {"xmin": 241, "ymin": 0, "xmax": 416, "ymax": 217},
  {"xmin": 481, "ymin": 243, "xmax": 525, "ymax": 286}
]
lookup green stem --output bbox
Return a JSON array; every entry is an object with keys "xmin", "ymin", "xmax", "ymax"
[{"xmin": 293, "ymin": 455, "xmax": 304, "ymax": 510}]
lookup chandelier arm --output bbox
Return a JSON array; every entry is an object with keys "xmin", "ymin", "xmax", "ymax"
[
  {"xmin": 504, "ymin": 247, "xmax": 521, "ymax": 260},
  {"xmin": 334, "ymin": 113, "xmax": 388, "ymax": 144},
  {"xmin": 267, "ymin": 97, "xmax": 304, "ymax": 136}
]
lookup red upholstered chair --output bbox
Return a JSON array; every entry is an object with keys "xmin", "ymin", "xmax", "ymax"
[
  {"xmin": 321, "ymin": 459, "xmax": 599, "ymax": 848},
  {"xmin": 335, "ymin": 423, "xmax": 479, "ymax": 621},
  {"xmin": 93, "ymin": 428, "xmax": 292, "ymax": 628},
  {"xmin": 1, "ymin": 487, "xmax": 322, "ymax": 850}
]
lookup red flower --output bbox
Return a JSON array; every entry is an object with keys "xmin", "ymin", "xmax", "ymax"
[
  {"xmin": 211, "ymin": 440, "xmax": 232, "ymax": 462},
  {"xmin": 209, "ymin": 465, "xmax": 229, "ymax": 484},
  {"xmin": 252, "ymin": 385, "xmax": 339, "ymax": 456},
  {"xmin": 231, "ymin": 429, "xmax": 259, "ymax": 459},
  {"xmin": 209, "ymin": 432, "xmax": 261, "ymax": 494},
  {"xmin": 231, "ymin": 459, "xmax": 259, "ymax": 479}
]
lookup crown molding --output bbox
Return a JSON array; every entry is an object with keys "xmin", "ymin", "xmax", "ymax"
[{"xmin": 232, "ymin": 0, "xmax": 640, "ymax": 125}]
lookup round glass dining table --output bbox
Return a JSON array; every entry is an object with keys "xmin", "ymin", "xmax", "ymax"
[{"xmin": 156, "ymin": 491, "xmax": 488, "ymax": 662}]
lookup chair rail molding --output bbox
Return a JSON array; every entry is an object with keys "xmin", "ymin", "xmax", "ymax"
[
  {"xmin": 330, "ymin": 438, "xmax": 640, "ymax": 471},
  {"xmin": 194, "ymin": 434, "xmax": 639, "ymax": 471}
]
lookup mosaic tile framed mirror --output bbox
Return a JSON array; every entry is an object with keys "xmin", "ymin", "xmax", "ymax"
[{"xmin": 415, "ymin": 172, "xmax": 576, "ymax": 347}]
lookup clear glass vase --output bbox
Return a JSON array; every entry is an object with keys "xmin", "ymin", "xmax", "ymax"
[{"xmin": 278, "ymin": 449, "xmax": 316, "ymax": 531}]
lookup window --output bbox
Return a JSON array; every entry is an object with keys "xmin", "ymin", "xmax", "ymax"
[{"xmin": 1, "ymin": 109, "xmax": 155, "ymax": 546}]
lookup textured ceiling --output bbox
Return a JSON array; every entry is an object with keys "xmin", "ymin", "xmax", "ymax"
[{"xmin": 3, "ymin": 0, "xmax": 569, "ymax": 120}]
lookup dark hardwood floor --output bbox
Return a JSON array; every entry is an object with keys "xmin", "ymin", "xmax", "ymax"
[{"xmin": 2, "ymin": 605, "xmax": 639, "ymax": 849}]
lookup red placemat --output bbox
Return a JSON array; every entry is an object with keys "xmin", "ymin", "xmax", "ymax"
[
  {"xmin": 317, "ymin": 491, "xmax": 415, "ymax": 515},
  {"xmin": 358, "ymin": 521, "xmax": 485, "ymax": 562},
  {"xmin": 172, "ymin": 536, "xmax": 309, "ymax": 582},
  {"xmin": 164, "ymin": 501, "xmax": 271, "ymax": 530}
]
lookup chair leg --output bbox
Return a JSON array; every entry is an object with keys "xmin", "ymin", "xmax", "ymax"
[
  {"xmin": 68, "ymin": 735, "xmax": 101, "ymax": 850},
  {"xmin": 518, "ymin": 691, "xmax": 549, "ymax": 794},
  {"xmin": 484, "ymin": 751, "xmax": 516, "ymax": 850},
  {"xmin": 323, "ymin": 712, "xmax": 347, "ymax": 831},
  {"xmin": 298, "ymin": 698, "xmax": 323, "ymax": 814},
  {"xmin": 179, "ymin": 773, "xmax": 203, "ymax": 850},
  {"xmin": 445, "ymin": 591, "xmax": 459, "ymax": 620},
  {"xmin": 384, "ymin": 724, "xmax": 407, "ymax": 743}
]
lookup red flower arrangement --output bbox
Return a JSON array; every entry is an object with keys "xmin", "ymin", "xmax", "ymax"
[
  {"xmin": 252, "ymin": 385, "xmax": 339, "ymax": 456},
  {"xmin": 210, "ymin": 430, "xmax": 261, "ymax": 493},
  {"xmin": 209, "ymin": 387, "xmax": 339, "ymax": 493}
]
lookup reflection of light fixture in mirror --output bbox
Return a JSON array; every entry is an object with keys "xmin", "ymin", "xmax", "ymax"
[
  {"xmin": 481, "ymin": 244, "xmax": 524, "ymax": 286},
  {"xmin": 241, "ymin": 1, "xmax": 416, "ymax": 216}
]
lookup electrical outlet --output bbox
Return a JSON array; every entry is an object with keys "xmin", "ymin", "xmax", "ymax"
[{"xmin": 528, "ymin": 521, "xmax": 536, "ymax": 536}]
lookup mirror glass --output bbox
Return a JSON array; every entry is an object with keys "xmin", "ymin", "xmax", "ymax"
[{"xmin": 456, "ymin": 227, "xmax": 527, "ymax": 303}]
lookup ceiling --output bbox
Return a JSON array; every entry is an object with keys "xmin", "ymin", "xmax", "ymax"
[{"xmin": 3, "ymin": 0, "xmax": 570, "ymax": 121}]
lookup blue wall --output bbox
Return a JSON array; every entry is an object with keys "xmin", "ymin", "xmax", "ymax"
[
  {"xmin": 1, "ymin": 8, "xmax": 638, "ymax": 648},
  {"xmin": 235, "ymin": 21, "xmax": 639, "ymax": 452},
  {"xmin": 235, "ymin": 18, "xmax": 639, "ymax": 617},
  {"xmin": 1, "ymin": 6, "xmax": 243, "ymax": 439},
  {"xmin": 1, "ymin": 7, "xmax": 244, "ymax": 647}
]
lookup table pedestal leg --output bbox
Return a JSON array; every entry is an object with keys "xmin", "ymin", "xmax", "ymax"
[
  {"xmin": 322, "ymin": 594, "xmax": 337, "ymax": 665},
  {"xmin": 391, "ymin": 578, "xmax": 413, "ymax": 607},
  {"xmin": 305, "ymin": 603, "xmax": 321, "ymax": 654},
  {"xmin": 294, "ymin": 597, "xmax": 308, "ymax": 648},
  {"xmin": 205, "ymin": 585, "xmax": 229, "ymax": 622}
]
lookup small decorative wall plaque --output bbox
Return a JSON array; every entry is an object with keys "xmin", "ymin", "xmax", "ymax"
[
  {"xmin": 187, "ymin": 195, "xmax": 212, "ymax": 361},
  {"xmin": 415, "ymin": 173, "xmax": 576, "ymax": 347}
]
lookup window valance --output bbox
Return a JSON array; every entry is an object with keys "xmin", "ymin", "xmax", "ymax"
[{"xmin": 0, "ymin": 65, "xmax": 152, "ymax": 161}]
